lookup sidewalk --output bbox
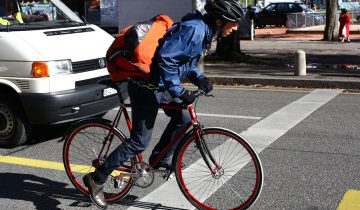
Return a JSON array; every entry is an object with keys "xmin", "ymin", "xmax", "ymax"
[
  {"xmin": 203, "ymin": 25, "xmax": 360, "ymax": 90},
  {"xmin": 288, "ymin": 23, "xmax": 360, "ymax": 34}
]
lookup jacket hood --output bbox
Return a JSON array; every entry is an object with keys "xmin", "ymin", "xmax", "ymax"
[{"xmin": 180, "ymin": 11, "xmax": 216, "ymax": 46}]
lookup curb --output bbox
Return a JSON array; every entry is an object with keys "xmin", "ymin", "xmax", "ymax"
[
  {"xmin": 287, "ymin": 25, "xmax": 360, "ymax": 35},
  {"xmin": 287, "ymin": 30, "xmax": 360, "ymax": 34},
  {"xmin": 207, "ymin": 76, "xmax": 360, "ymax": 90}
]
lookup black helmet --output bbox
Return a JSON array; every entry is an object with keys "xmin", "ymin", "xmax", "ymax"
[{"xmin": 205, "ymin": 0, "xmax": 244, "ymax": 22}]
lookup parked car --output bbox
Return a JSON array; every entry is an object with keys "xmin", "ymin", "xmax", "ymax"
[
  {"xmin": 243, "ymin": 5, "xmax": 262, "ymax": 14},
  {"xmin": 254, "ymin": 2, "xmax": 312, "ymax": 28},
  {"xmin": 251, "ymin": 5, "xmax": 262, "ymax": 13}
]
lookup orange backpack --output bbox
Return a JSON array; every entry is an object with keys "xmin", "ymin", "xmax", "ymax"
[{"xmin": 106, "ymin": 15, "xmax": 173, "ymax": 82}]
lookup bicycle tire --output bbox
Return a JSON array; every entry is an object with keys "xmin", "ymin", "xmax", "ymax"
[
  {"xmin": 174, "ymin": 127, "xmax": 263, "ymax": 210},
  {"xmin": 62, "ymin": 119, "xmax": 135, "ymax": 203}
]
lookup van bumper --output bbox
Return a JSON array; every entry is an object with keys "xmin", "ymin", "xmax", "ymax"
[{"xmin": 19, "ymin": 83, "xmax": 127, "ymax": 125}]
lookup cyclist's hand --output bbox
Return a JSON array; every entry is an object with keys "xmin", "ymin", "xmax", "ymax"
[
  {"xmin": 180, "ymin": 90, "xmax": 196, "ymax": 105},
  {"xmin": 198, "ymin": 77, "xmax": 213, "ymax": 94}
]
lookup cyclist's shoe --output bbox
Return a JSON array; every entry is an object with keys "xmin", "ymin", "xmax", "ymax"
[{"xmin": 83, "ymin": 173, "xmax": 108, "ymax": 210}]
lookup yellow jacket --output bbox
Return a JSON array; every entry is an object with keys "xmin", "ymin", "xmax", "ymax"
[{"xmin": 0, "ymin": 12, "xmax": 24, "ymax": 25}]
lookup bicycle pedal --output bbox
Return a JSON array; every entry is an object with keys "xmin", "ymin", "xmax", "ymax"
[
  {"xmin": 162, "ymin": 172, "xmax": 174, "ymax": 180},
  {"xmin": 114, "ymin": 179, "xmax": 120, "ymax": 188},
  {"xmin": 112, "ymin": 177, "xmax": 124, "ymax": 189}
]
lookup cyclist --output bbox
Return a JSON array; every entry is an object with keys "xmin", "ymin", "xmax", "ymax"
[{"xmin": 83, "ymin": 0, "xmax": 244, "ymax": 209}]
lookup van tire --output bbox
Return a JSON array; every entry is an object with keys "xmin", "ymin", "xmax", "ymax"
[{"xmin": 0, "ymin": 99, "xmax": 31, "ymax": 148}]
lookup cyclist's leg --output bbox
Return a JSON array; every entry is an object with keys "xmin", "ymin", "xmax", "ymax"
[
  {"xmin": 92, "ymin": 82, "xmax": 159, "ymax": 184},
  {"xmin": 149, "ymin": 91, "xmax": 191, "ymax": 167}
]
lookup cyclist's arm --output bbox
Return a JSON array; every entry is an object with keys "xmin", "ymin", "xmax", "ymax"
[
  {"xmin": 186, "ymin": 55, "xmax": 206, "ymax": 85},
  {"xmin": 158, "ymin": 25, "xmax": 205, "ymax": 98}
]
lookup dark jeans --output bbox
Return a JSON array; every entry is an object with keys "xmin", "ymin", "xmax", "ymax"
[{"xmin": 93, "ymin": 82, "xmax": 190, "ymax": 184}]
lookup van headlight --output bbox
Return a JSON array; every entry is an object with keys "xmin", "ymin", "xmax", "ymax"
[{"xmin": 31, "ymin": 60, "xmax": 72, "ymax": 78}]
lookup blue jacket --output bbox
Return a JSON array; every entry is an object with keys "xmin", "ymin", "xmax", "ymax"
[{"xmin": 157, "ymin": 12, "xmax": 216, "ymax": 98}]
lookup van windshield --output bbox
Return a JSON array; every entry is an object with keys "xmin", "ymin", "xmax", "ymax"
[{"xmin": 0, "ymin": 0, "xmax": 86, "ymax": 31}]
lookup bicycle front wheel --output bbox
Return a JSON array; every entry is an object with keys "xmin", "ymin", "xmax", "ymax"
[
  {"xmin": 175, "ymin": 127, "xmax": 263, "ymax": 210},
  {"xmin": 63, "ymin": 120, "xmax": 135, "ymax": 203}
]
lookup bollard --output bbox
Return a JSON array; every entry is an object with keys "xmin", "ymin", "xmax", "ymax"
[{"xmin": 294, "ymin": 50, "xmax": 306, "ymax": 76}]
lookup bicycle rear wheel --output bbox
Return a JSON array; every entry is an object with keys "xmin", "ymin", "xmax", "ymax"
[
  {"xmin": 63, "ymin": 120, "xmax": 135, "ymax": 202},
  {"xmin": 174, "ymin": 127, "xmax": 263, "ymax": 210}
]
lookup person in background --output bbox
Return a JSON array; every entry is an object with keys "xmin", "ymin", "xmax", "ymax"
[
  {"xmin": 311, "ymin": 3, "xmax": 317, "ymax": 12},
  {"xmin": 0, "ymin": 0, "xmax": 48, "ymax": 26},
  {"xmin": 81, "ymin": 0, "xmax": 244, "ymax": 209},
  {"xmin": 0, "ymin": 0, "xmax": 24, "ymax": 25},
  {"xmin": 339, "ymin": 8, "xmax": 351, "ymax": 43},
  {"xmin": 246, "ymin": 5, "xmax": 255, "ymax": 20}
]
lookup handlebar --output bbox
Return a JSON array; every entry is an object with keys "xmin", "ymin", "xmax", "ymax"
[
  {"xmin": 194, "ymin": 89, "xmax": 205, "ymax": 97},
  {"xmin": 194, "ymin": 89, "xmax": 214, "ymax": 98}
]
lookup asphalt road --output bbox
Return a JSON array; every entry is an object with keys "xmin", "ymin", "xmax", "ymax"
[{"xmin": 1, "ymin": 86, "xmax": 359, "ymax": 210}]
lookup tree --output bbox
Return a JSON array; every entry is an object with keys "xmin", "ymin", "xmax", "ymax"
[
  {"xmin": 215, "ymin": 30, "xmax": 242, "ymax": 60},
  {"xmin": 323, "ymin": 0, "xmax": 338, "ymax": 41}
]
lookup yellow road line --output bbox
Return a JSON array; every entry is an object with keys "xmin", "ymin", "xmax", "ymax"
[
  {"xmin": 337, "ymin": 189, "xmax": 360, "ymax": 210},
  {"xmin": 0, "ymin": 155, "xmax": 66, "ymax": 171},
  {"xmin": 0, "ymin": 155, "xmax": 121, "ymax": 176},
  {"xmin": 0, "ymin": 155, "xmax": 94, "ymax": 174}
]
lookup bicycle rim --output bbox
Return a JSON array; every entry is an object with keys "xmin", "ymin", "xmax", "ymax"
[
  {"xmin": 175, "ymin": 127, "xmax": 263, "ymax": 210},
  {"xmin": 63, "ymin": 121, "xmax": 134, "ymax": 202}
]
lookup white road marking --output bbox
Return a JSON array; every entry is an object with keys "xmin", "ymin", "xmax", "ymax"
[
  {"xmin": 112, "ymin": 107, "xmax": 262, "ymax": 120},
  {"xmin": 242, "ymin": 89, "xmax": 343, "ymax": 153},
  {"xmin": 191, "ymin": 112, "xmax": 261, "ymax": 120},
  {"xmin": 126, "ymin": 89, "xmax": 343, "ymax": 210}
]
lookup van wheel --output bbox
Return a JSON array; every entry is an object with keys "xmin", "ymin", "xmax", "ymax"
[{"xmin": 0, "ymin": 99, "xmax": 31, "ymax": 148}]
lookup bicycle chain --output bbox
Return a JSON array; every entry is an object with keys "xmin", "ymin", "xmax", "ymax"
[{"xmin": 129, "ymin": 78, "xmax": 159, "ymax": 91}]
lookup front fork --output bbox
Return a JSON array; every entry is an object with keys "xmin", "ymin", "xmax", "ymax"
[{"xmin": 194, "ymin": 126, "xmax": 223, "ymax": 177}]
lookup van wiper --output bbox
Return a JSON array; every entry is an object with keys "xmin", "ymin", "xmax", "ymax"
[{"xmin": 63, "ymin": 19, "xmax": 86, "ymax": 26}]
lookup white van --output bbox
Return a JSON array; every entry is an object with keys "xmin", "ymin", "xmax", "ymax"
[{"xmin": 0, "ymin": 0, "xmax": 120, "ymax": 147}]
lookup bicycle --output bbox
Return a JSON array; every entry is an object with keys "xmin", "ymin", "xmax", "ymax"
[{"xmin": 62, "ymin": 79, "xmax": 263, "ymax": 210}]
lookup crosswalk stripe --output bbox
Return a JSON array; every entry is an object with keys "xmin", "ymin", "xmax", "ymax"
[
  {"xmin": 113, "ymin": 107, "xmax": 262, "ymax": 120},
  {"xmin": 242, "ymin": 89, "xmax": 343, "ymax": 153}
]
